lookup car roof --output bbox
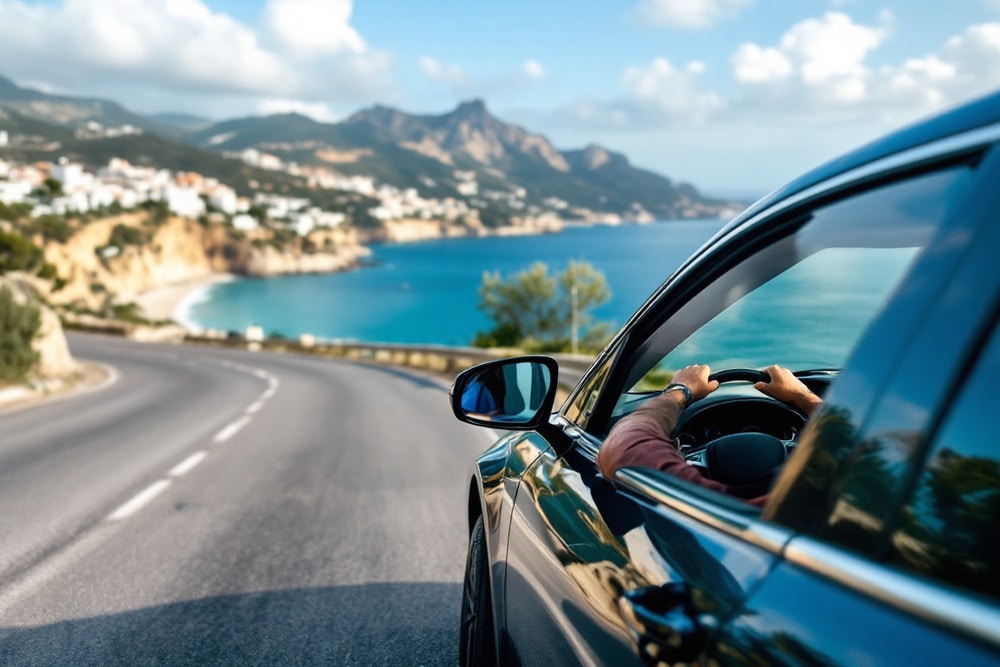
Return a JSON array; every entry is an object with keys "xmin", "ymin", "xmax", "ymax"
[{"xmin": 737, "ymin": 89, "xmax": 1000, "ymax": 225}]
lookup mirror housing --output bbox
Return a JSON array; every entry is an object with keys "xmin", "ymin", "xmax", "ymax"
[{"xmin": 450, "ymin": 356, "xmax": 559, "ymax": 430}]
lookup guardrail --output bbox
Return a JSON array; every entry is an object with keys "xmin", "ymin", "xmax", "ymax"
[
  {"xmin": 185, "ymin": 334, "xmax": 597, "ymax": 387},
  {"xmin": 64, "ymin": 317, "xmax": 597, "ymax": 387}
]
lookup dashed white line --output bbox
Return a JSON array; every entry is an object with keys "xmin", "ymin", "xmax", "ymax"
[
  {"xmin": 106, "ymin": 480, "xmax": 172, "ymax": 522},
  {"xmin": 168, "ymin": 451, "xmax": 208, "ymax": 477},
  {"xmin": 213, "ymin": 415, "xmax": 251, "ymax": 443}
]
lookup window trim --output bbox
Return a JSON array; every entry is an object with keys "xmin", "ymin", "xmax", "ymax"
[{"xmin": 785, "ymin": 534, "xmax": 1000, "ymax": 649}]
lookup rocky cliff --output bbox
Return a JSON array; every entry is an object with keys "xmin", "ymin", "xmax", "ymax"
[{"xmin": 42, "ymin": 212, "xmax": 371, "ymax": 312}]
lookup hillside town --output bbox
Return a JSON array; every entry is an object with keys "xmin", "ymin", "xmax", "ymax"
[{"xmin": 0, "ymin": 149, "xmax": 494, "ymax": 239}]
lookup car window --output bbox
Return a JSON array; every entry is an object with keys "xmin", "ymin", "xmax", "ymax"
[
  {"xmin": 614, "ymin": 165, "xmax": 973, "ymax": 412},
  {"xmin": 563, "ymin": 349, "xmax": 617, "ymax": 428},
  {"xmin": 883, "ymin": 317, "xmax": 1000, "ymax": 603}
]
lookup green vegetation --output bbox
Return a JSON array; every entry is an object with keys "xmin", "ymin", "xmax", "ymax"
[
  {"xmin": 0, "ymin": 286, "xmax": 41, "ymax": 383},
  {"xmin": 26, "ymin": 214, "xmax": 74, "ymax": 243},
  {"xmin": 473, "ymin": 260, "xmax": 612, "ymax": 353},
  {"xmin": 0, "ymin": 230, "xmax": 43, "ymax": 274},
  {"xmin": 138, "ymin": 200, "xmax": 169, "ymax": 225},
  {"xmin": 108, "ymin": 223, "xmax": 149, "ymax": 249},
  {"xmin": 0, "ymin": 201, "xmax": 31, "ymax": 222}
]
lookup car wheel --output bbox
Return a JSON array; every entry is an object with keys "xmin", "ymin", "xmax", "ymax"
[{"xmin": 460, "ymin": 515, "xmax": 496, "ymax": 667}]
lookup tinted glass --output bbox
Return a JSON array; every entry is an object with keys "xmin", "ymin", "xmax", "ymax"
[
  {"xmin": 620, "ymin": 166, "xmax": 971, "ymax": 398},
  {"xmin": 884, "ymin": 319, "xmax": 1000, "ymax": 601}
]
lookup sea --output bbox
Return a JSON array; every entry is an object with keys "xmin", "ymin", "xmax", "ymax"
[{"xmin": 178, "ymin": 220, "xmax": 729, "ymax": 346}]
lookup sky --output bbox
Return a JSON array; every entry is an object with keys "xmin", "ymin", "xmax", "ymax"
[{"xmin": 1, "ymin": 1, "xmax": 999, "ymax": 196}]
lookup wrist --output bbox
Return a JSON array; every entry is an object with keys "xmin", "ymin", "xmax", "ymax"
[{"xmin": 664, "ymin": 383, "xmax": 692, "ymax": 408}]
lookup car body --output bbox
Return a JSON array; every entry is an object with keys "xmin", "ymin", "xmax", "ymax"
[{"xmin": 450, "ymin": 91, "xmax": 1000, "ymax": 667}]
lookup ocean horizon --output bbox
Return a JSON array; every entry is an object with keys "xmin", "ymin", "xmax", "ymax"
[{"xmin": 175, "ymin": 219, "xmax": 730, "ymax": 346}]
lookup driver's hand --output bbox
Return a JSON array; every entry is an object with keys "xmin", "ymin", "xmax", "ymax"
[
  {"xmin": 671, "ymin": 364, "xmax": 719, "ymax": 401},
  {"xmin": 755, "ymin": 365, "xmax": 823, "ymax": 415}
]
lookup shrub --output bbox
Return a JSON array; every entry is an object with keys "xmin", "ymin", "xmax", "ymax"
[
  {"xmin": 0, "ymin": 230, "xmax": 43, "ymax": 274},
  {"xmin": 108, "ymin": 224, "xmax": 148, "ymax": 249},
  {"xmin": 0, "ymin": 286, "xmax": 41, "ymax": 383},
  {"xmin": 28, "ymin": 215, "xmax": 74, "ymax": 243}
]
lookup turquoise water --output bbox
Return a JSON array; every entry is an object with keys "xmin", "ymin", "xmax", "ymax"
[{"xmin": 182, "ymin": 220, "xmax": 727, "ymax": 345}]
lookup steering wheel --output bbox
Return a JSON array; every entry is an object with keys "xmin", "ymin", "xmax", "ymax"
[
  {"xmin": 707, "ymin": 368, "xmax": 770, "ymax": 385},
  {"xmin": 686, "ymin": 368, "xmax": 788, "ymax": 498}
]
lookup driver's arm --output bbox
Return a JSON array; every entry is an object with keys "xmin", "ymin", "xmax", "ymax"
[{"xmin": 597, "ymin": 365, "xmax": 720, "ymax": 484}]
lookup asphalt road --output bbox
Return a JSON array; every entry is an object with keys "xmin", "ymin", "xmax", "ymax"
[{"xmin": 0, "ymin": 333, "xmax": 494, "ymax": 665}]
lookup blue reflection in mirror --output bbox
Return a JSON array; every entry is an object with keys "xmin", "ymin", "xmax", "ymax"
[{"xmin": 460, "ymin": 361, "xmax": 552, "ymax": 425}]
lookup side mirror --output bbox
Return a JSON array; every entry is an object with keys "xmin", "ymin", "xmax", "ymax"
[{"xmin": 450, "ymin": 356, "xmax": 559, "ymax": 430}]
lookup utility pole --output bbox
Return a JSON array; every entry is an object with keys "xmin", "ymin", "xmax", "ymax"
[{"xmin": 571, "ymin": 278, "xmax": 579, "ymax": 355}]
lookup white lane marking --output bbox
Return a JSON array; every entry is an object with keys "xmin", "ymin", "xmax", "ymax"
[
  {"xmin": 168, "ymin": 451, "xmax": 208, "ymax": 477},
  {"xmin": 246, "ymin": 400, "xmax": 265, "ymax": 414},
  {"xmin": 106, "ymin": 480, "xmax": 172, "ymax": 522},
  {"xmin": 213, "ymin": 415, "xmax": 251, "ymax": 443}
]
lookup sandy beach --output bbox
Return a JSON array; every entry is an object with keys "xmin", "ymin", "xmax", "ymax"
[{"xmin": 135, "ymin": 273, "xmax": 236, "ymax": 326}]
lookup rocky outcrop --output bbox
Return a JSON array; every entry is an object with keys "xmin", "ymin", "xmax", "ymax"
[
  {"xmin": 0, "ymin": 274, "xmax": 78, "ymax": 379},
  {"xmin": 41, "ymin": 212, "xmax": 371, "ymax": 311}
]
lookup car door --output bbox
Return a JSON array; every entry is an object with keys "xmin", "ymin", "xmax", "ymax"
[
  {"xmin": 499, "ymin": 136, "xmax": 992, "ymax": 665},
  {"xmin": 710, "ymin": 148, "xmax": 1000, "ymax": 665}
]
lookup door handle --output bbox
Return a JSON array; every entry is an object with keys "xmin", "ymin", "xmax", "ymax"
[{"xmin": 619, "ymin": 582, "xmax": 707, "ymax": 665}]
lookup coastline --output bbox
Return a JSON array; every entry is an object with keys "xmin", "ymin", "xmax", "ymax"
[{"xmin": 135, "ymin": 273, "xmax": 236, "ymax": 329}]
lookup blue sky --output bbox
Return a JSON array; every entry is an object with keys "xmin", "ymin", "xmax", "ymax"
[{"xmin": 2, "ymin": 1, "xmax": 999, "ymax": 195}]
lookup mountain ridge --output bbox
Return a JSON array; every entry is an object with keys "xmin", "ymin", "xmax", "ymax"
[{"xmin": 0, "ymin": 74, "xmax": 739, "ymax": 221}]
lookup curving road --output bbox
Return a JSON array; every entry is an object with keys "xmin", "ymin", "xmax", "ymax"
[{"xmin": 0, "ymin": 333, "xmax": 494, "ymax": 665}]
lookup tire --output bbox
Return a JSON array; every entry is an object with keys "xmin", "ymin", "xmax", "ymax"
[{"xmin": 460, "ymin": 515, "xmax": 497, "ymax": 667}]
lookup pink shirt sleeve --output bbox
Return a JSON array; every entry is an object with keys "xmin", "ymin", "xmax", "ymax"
[{"xmin": 598, "ymin": 403, "xmax": 767, "ymax": 507}]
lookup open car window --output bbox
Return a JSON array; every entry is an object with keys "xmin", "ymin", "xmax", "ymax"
[{"xmin": 612, "ymin": 163, "xmax": 974, "ymax": 420}]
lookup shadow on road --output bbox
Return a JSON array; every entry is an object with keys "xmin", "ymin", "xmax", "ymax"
[{"xmin": 0, "ymin": 581, "xmax": 460, "ymax": 666}]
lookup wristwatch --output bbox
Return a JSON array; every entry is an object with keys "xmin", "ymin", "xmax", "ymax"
[{"xmin": 664, "ymin": 383, "xmax": 692, "ymax": 407}]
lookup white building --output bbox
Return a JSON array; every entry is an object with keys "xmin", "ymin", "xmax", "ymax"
[
  {"xmin": 0, "ymin": 180, "xmax": 31, "ymax": 205},
  {"xmin": 207, "ymin": 185, "xmax": 238, "ymax": 215},
  {"xmin": 232, "ymin": 213, "xmax": 259, "ymax": 231},
  {"xmin": 163, "ymin": 185, "xmax": 206, "ymax": 218},
  {"xmin": 51, "ymin": 162, "xmax": 87, "ymax": 190}
]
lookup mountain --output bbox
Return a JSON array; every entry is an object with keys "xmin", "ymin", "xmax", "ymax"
[
  {"xmin": 0, "ymin": 74, "xmax": 737, "ymax": 220},
  {"xmin": 148, "ymin": 112, "xmax": 214, "ymax": 133},
  {"xmin": 0, "ymin": 75, "xmax": 180, "ymax": 138},
  {"xmin": 187, "ymin": 99, "xmax": 735, "ymax": 219}
]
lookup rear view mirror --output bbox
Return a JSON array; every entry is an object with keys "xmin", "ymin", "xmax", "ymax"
[{"xmin": 450, "ymin": 356, "xmax": 559, "ymax": 429}]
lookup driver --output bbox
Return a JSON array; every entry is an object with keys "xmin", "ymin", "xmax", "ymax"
[{"xmin": 597, "ymin": 364, "xmax": 823, "ymax": 506}]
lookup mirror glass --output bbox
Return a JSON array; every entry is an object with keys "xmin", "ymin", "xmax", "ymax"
[{"xmin": 459, "ymin": 360, "xmax": 553, "ymax": 425}]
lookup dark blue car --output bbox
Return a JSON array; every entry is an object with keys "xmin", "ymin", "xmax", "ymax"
[{"xmin": 451, "ymin": 91, "xmax": 1000, "ymax": 666}]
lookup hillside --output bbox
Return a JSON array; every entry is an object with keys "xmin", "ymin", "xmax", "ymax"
[
  {"xmin": 188, "ymin": 99, "xmax": 735, "ymax": 220},
  {"xmin": 0, "ymin": 73, "xmax": 739, "ymax": 222}
]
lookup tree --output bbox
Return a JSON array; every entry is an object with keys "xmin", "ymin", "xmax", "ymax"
[
  {"xmin": 0, "ymin": 286, "xmax": 41, "ymax": 383},
  {"xmin": 474, "ymin": 260, "xmax": 612, "ymax": 353},
  {"xmin": 0, "ymin": 231, "xmax": 43, "ymax": 274}
]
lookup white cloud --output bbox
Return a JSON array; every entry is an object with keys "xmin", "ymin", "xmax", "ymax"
[
  {"xmin": 265, "ymin": 0, "xmax": 365, "ymax": 56},
  {"xmin": 729, "ymin": 15, "xmax": 1000, "ymax": 117},
  {"xmin": 419, "ymin": 56, "xmax": 468, "ymax": 86},
  {"xmin": 0, "ymin": 0, "xmax": 391, "ymax": 111},
  {"xmin": 0, "ymin": 0, "xmax": 293, "ymax": 93},
  {"xmin": 634, "ymin": 0, "xmax": 750, "ymax": 29},
  {"xmin": 779, "ymin": 12, "xmax": 886, "ymax": 86},
  {"xmin": 523, "ymin": 60, "xmax": 546, "ymax": 79},
  {"xmin": 608, "ymin": 58, "xmax": 723, "ymax": 125},
  {"xmin": 731, "ymin": 44, "xmax": 792, "ymax": 83}
]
